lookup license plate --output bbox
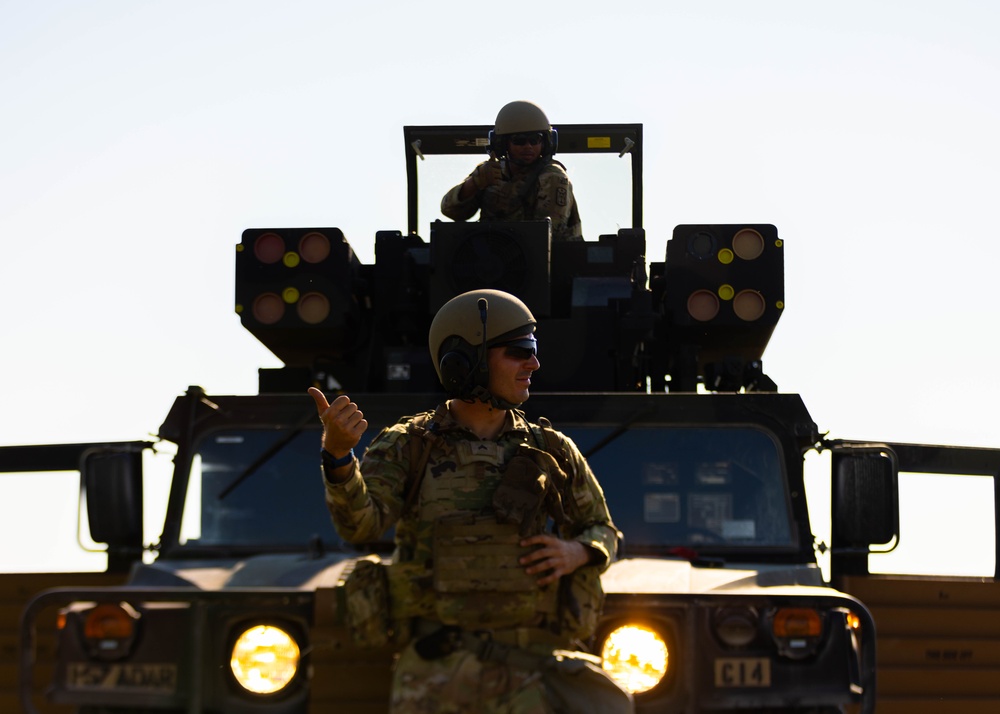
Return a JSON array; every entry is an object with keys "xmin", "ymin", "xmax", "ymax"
[
  {"xmin": 67, "ymin": 662, "xmax": 178, "ymax": 692},
  {"xmin": 714, "ymin": 657, "xmax": 771, "ymax": 687}
]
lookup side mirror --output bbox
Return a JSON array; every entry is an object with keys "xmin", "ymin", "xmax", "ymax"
[
  {"xmin": 831, "ymin": 445, "xmax": 899, "ymax": 551},
  {"xmin": 82, "ymin": 448, "xmax": 144, "ymax": 551}
]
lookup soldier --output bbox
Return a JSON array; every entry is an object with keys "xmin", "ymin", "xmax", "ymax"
[
  {"xmin": 308, "ymin": 289, "xmax": 628, "ymax": 713},
  {"xmin": 441, "ymin": 100, "xmax": 584, "ymax": 241}
]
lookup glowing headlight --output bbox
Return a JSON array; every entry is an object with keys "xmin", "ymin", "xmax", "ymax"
[
  {"xmin": 230, "ymin": 625, "xmax": 300, "ymax": 694},
  {"xmin": 600, "ymin": 624, "xmax": 669, "ymax": 694}
]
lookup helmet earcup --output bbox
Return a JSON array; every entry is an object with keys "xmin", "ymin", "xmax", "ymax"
[
  {"xmin": 438, "ymin": 337, "xmax": 489, "ymax": 398},
  {"xmin": 439, "ymin": 348, "xmax": 472, "ymax": 395},
  {"xmin": 487, "ymin": 129, "xmax": 503, "ymax": 157}
]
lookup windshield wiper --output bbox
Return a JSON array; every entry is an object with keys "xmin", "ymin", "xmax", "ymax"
[
  {"xmin": 218, "ymin": 409, "xmax": 316, "ymax": 500},
  {"xmin": 582, "ymin": 406, "xmax": 654, "ymax": 460}
]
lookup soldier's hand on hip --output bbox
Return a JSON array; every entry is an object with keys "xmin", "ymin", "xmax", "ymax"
[
  {"xmin": 307, "ymin": 388, "xmax": 367, "ymax": 456},
  {"xmin": 519, "ymin": 535, "xmax": 590, "ymax": 587}
]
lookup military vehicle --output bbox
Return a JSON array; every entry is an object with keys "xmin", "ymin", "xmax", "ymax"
[{"xmin": 3, "ymin": 123, "xmax": 999, "ymax": 713}]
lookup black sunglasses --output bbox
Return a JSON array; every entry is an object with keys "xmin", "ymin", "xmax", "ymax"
[
  {"xmin": 492, "ymin": 336, "xmax": 538, "ymax": 360},
  {"xmin": 508, "ymin": 133, "xmax": 544, "ymax": 146}
]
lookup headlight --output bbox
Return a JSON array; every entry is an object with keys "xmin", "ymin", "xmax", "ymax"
[
  {"xmin": 600, "ymin": 624, "xmax": 670, "ymax": 694},
  {"xmin": 713, "ymin": 606, "xmax": 759, "ymax": 647},
  {"xmin": 230, "ymin": 624, "xmax": 300, "ymax": 694}
]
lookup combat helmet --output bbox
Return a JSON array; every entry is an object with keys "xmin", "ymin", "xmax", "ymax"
[
  {"xmin": 489, "ymin": 100, "xmax": 558, "ymax": 157},
  {"xmin": 429, "ymin": 289, "xmax": 536, "ymax": 407}
]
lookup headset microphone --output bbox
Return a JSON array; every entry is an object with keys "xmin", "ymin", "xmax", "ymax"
[
  {"xmin": 478, "ymin": 298, "xmax": 489, "ymax": 338},
  {"xmin": 457, "ymin": 297, "xmax": 491, "ymax": 404},
  {"xmin": 475, "ymin": 297, "xmax": 489, "ymax": 380}
]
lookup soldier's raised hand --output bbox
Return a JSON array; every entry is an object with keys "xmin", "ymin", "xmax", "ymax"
[
  {"xmin": 471, "ymin": 159, "xmax": 503, "ymax": 190},
  {"xmin": 307, "ymin": 388, "xmax": 367, "ymax": 456}
]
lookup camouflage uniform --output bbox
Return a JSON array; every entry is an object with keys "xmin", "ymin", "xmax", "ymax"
[
  {"xmin": 323, "ymin": 402, "xmax": 618, "ymax": 713},
  {"xmin": 440, "ymin": 159, "xmax": 583, "ymax": 242}
]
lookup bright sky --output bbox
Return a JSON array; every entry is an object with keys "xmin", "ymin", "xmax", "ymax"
[{"xmin": 2, "ymin": 1, "xmax": 998, "ymax": 573}]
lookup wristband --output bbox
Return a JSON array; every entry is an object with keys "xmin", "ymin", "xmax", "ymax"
[{"xmin": 322, "ymin": 448, "xmax": 355, "ymax": 470}]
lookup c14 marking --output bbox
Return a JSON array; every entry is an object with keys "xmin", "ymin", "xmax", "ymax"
[{"xmin": 714, "ymin": 657, "xmax": 771, "ymax": 687}]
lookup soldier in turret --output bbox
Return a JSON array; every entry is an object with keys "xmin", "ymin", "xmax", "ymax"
[
  {"xmin": 309, "ymin": 289, "xmax": 627, "ymax": 713},
  {"xmin": 441, "ymin": 100, "xmax": 584, "ymax": 241}
]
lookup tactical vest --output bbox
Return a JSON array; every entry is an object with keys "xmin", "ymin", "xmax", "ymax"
[{"xmin": 386, "ymin": 408, "xmax": 579, "ymax": 631}]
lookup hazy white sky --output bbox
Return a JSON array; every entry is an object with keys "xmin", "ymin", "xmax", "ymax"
[{"xmin": 1, "ymin": 1, "xmax": 998, "ymax": 571}]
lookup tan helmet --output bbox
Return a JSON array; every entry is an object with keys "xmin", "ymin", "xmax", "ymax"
[
  {"xmin": 489, "ymin": 100, "xmax": 558, "ymax": 157},
  {"xmin": 494, "ymin": 100, "xmax": 551, "ymax": 135},
  {"xmin": 429, "ymin": 289, "xmax": 536, "ymax": 401}
]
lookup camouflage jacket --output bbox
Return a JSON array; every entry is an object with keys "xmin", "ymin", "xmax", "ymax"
[
  {"xmin": 440, "ymin": 158, "xmax": 583, "ymax": 241},
  {"xmin": 323, "ymin": 403, "xmax": 618, "ymax": 626}
]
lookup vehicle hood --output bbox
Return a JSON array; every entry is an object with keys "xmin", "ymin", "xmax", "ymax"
[
  {"xmin": 129, "ymin": 554, "xmax": 832, "ymax": 597},
  {"xmin": 128, "ymin": 553, "xmax": 358, "ymax": 590},
  {"xmin": 602, "ymin": 557, "xmax": 832, "ymax": 597}
]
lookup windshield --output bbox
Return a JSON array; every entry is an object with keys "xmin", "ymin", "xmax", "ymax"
[
  {"xmin": 179, "ymin": 426, "xmax": 366, "ymax": 551},
  {"xmin": 416, "ymin": 152, "xmax": 636, "ymax": 241},
  {"xmin": 567, "ymin": 425, "xmax": 794, "ymax": 553},
  {"xmin": 176, "ymin": 423, "xmax": 792, "ymax": 556}
]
